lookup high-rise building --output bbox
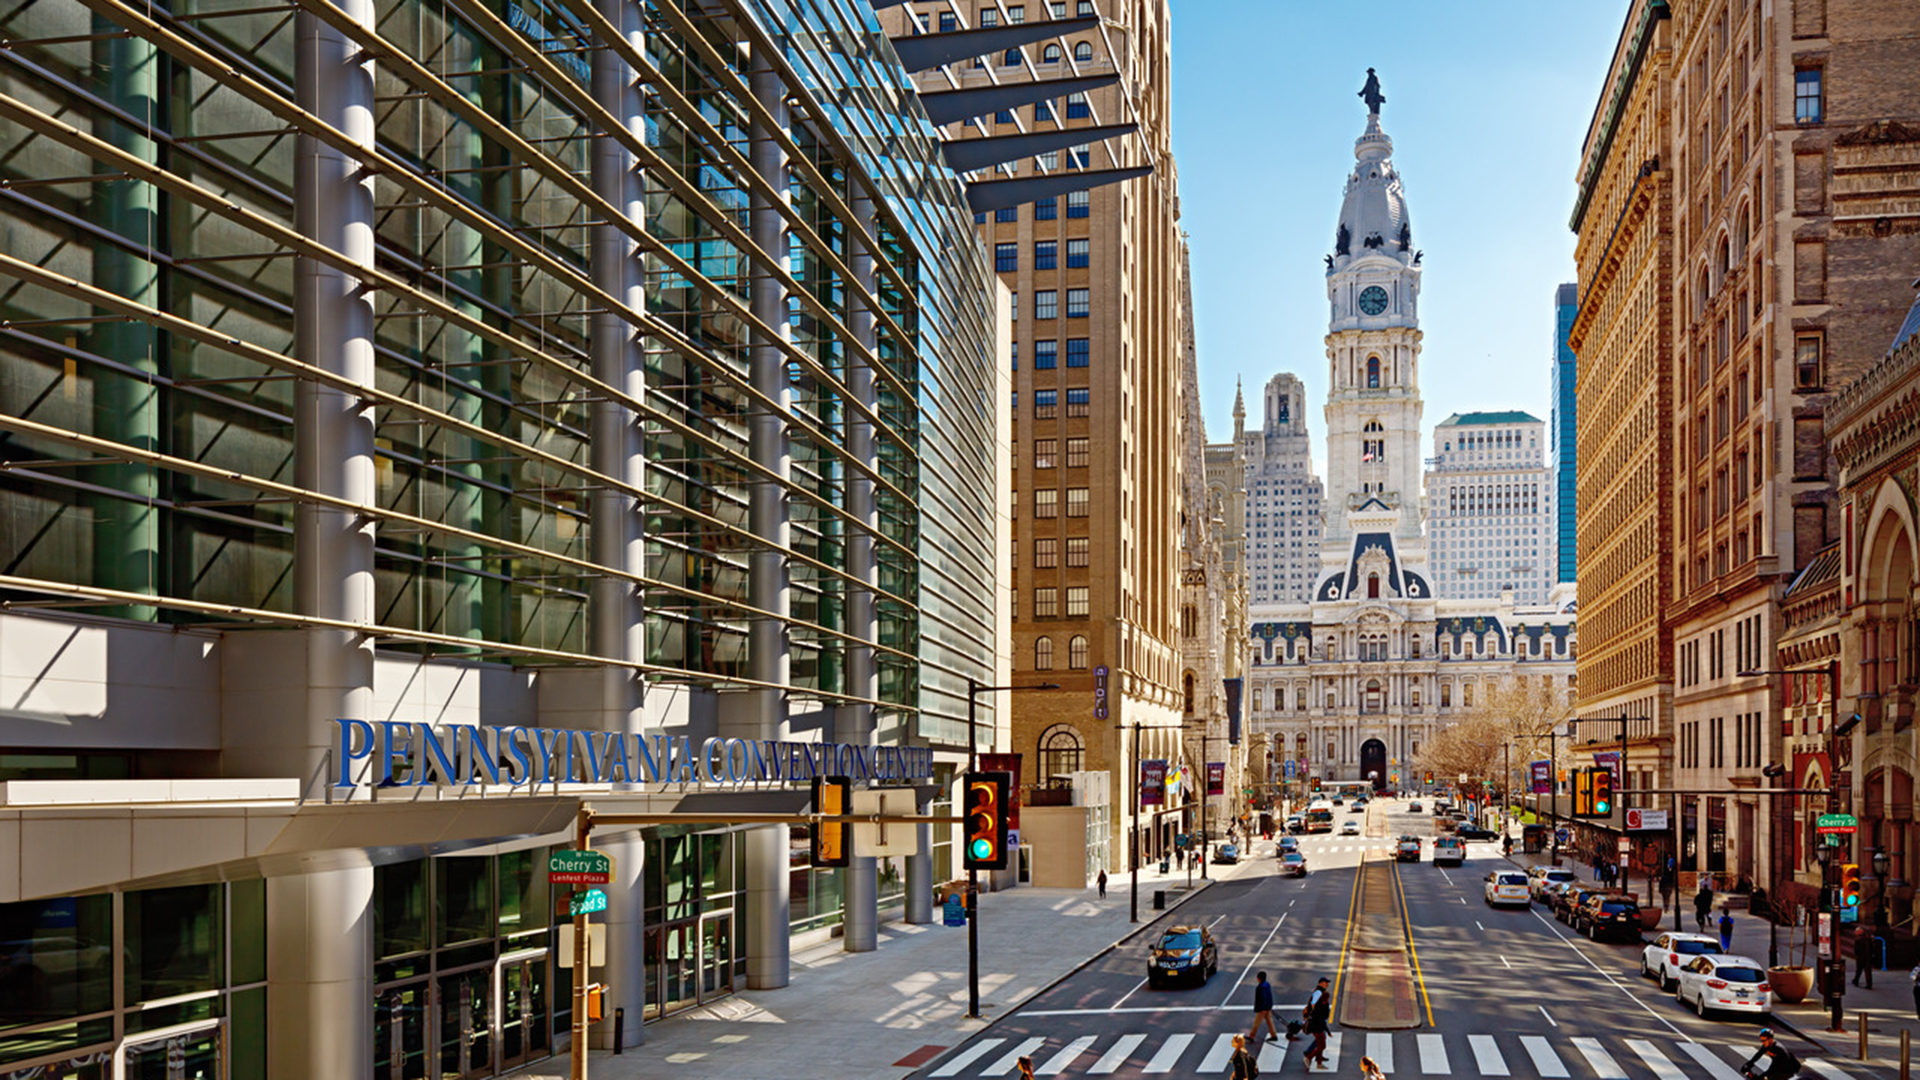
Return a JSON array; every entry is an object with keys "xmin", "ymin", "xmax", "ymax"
[
  {"xmin": 1245, "ymin": 77, "xmax": 1575, "ymax": 793},
  {"xmin": 1425, "ymin": 412, "xmax": 1555, "ymax": 605},
  {"xmin": 886, "ymin": 0, "xmax": 1189, "ymax": 873},
  {"xmin": 1552, "ymin": 283, "xmax": 1580, "ymax": 584},
  {"xmin": 1243, "ymin": 373, "xmax": 1326, "ymax": 604},
  {"xmin": 0, "ymin": 1, "xmax": 1019, "ymax": 1075}
]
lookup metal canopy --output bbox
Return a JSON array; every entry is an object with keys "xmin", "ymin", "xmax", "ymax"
[
  {"xmin": 917, "ymin": 73, "xmax": 1120, "ymax": 126},
  {"xmin": 942, "ymin": 122, "xmax": 1136, "ymax": 173},
  {"xmin": 964, "ymin": 165, "xmax": 1152, "ymax": 213},
  {"xmin": 888, "ymin": 17, "xmax": 1100, "ymax": 74}
]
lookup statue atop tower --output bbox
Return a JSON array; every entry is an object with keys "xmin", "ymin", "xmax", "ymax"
[{"xmin": 1358, "ymin": 68, "xmax": 1385, "ymax": 116}]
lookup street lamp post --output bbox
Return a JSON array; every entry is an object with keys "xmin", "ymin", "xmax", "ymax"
[
  {"xmin": 964, "ymin": 677, "xmax": 1057, "ymax": 1019},
  {"xmin": 1185, "ymin": 726, "xmax": 1221, "ymax": 879},
  {"xmin": 1121, "ymin": 720, "xmax": 1185, "ymax": 923}
]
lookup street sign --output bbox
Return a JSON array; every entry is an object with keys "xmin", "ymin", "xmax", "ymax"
[
  {"xmin": 1617, "ymin": 837, "xmax": 1631, "ymax": 853},
  {"xmin": 1816, "ymin": 813, "xmax": 1858, "ymax": 835},
  {"xmin": 852, "ymin": 787, "xmax": 918, "ymax": 857},
  {"xmin": 557, "ymin": 923, "xmax": 605, "ymax": 968},
  {"xmin": 1556, "ymin": 828, "xmax": 1571, "ymax": 845},
  {"xmin": 549, "ymin": 849, "xmax": 613, "ymax": 885},
  {"xmin": 1625, "ymin": 808, "xmax": 1669, "ymax": 831},
  {"xmin": 568, "ymin": 888, "xmax": 608, "ymax": 916},
  {"xmin": 1818, "ymin": 912, "xmax": 1833, "ymax": 958}
]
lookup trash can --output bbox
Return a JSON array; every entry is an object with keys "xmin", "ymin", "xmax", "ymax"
[
  {"xmin": 1159, "ymin": 859, "xmax": 1170, "ymax": 874},
  {"xmin": 1153, "ymin": 889, "xmax": 1166, "ymax": 910}
]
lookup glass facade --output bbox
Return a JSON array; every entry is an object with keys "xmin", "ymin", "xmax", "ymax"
[{"xmin": 1552, "ymin": 282, "xmax": 1579, "ymax": 584}]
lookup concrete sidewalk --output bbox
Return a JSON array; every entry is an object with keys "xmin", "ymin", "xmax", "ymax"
[{"xmin": 506, "ymin": 861, "xmax": 1220, "ymax": 1080}]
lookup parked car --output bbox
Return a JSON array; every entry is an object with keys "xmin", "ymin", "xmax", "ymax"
[
  {"xmin": 1641, "ymin": 932, "xmax": 1725, "ymax": 991},
  {"xmin": 1484, "ymin": 870, "xmax": 1531, "ymax": 907},
  {"xmin": 1554, "ymin": 886, "xmax": 1608, "ymax": 923},
  {"xmin": 1528, "ymin": 867, "xmax": 1578, "ymax": 900},
  {"xmin": 1574, "ymin": 893, "xmax": 1642, "ymax": 941},
  {"xmin": 1455, "ymin": 824, "xmax": 1499, "ymax": 842},
  {"xmin": 1279, "ymin": 852, "xmax": 1309, "ymax": 877},
  {"xmin": 1673, "ymin": 954, "xmax": 1771, "ymax": 1018},
  {"xmin": 1432, "ymin": 837, "xmax": 1465, "ymax": 867},
  {"xmin": 1213, "ymin": 843, "xmax": 1240, "ymax": 865},
  {"xmin": 1146, "ymin": 926, "xmax": 1218, "ymax": 989},
  {"xmin": 1395, "ymin": 836, "xmax": 1422, "ymax": 862}
]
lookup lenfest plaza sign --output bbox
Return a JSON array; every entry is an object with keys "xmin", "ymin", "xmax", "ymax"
[{"xmin": 332, "ymin": 719, "xmax": 934, "ymax": 791}]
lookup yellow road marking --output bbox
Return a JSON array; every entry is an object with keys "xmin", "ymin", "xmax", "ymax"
[
  {"xmin": 1330, "ymin": 850, "xmax": 1364, "ymax": 1012},
  {"xmin": 1390, "ymin": 855, "xmax": 1435, "ymax": 1027}
]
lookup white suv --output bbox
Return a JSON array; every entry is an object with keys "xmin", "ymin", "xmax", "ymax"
[
  {"xmin": 1484, "ymin": 871, "xmax": 1531, "ymax": 907},
  {"xmin": 1528, "ymin": 866, "xmax": 1578, "ymax": 900},
  {"xmin": 1640, "ymin": 932, "xmax": 1724, "ymax": 991}
]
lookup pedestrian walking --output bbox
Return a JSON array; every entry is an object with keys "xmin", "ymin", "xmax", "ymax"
[
  {"xmin": 1854, "ymin": 924, "xmax": 1875, "ymax": 988},
  {"xmin": 1695, "ymin": 882, "xmax": 1715, "ymax": 933},
  {"xmin": 1303, "ymin": 977, "xmax": 1332, "ymax": 1070},
  {"xmin": 1717, "ymin": 907, "xmax": 1734, "ymax": 953},
  {"xmin": 1229, "ymin": 1035, "xmax": 1258, "ymax": 1080},
  {"xmin": 1016, "ymin": 1056, "xmax": 1035, "ymax": 1080},
  {"xmin": 1360, "ymin": 1054, "xmax": 1387, "ymax": 1080},
  {"xmin": 1909, "ymin": 964, "xmax": 1920, "ymax": 1021},
  {"xmin": 1097, "ymin": 869, "xmax": 1107, "ymax": 899},
  {"xmin": 1247, "ymin": 971, "xmax": 1279, "ymax": 1042}
]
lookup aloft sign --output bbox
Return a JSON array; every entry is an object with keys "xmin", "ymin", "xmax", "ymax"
[{"xmin": 548, "ymin": 849, "xmax": 613, "ymax": 885}]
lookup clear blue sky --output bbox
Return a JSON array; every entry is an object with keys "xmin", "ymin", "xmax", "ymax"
[{"xmin": 1172, "ymin": 1, "xmax": 1630, "ymax": 458}]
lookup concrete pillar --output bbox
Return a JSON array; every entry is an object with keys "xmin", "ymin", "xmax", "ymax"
[
  {"xmin": 589, "ymin": 0, "xmax": 649, "ymax": 1040},
  {"xmin": 267, "ymin": 860, "xmax": 374, "ymax": 1079},
  {"xmin": 840, "ymin": 187, "xmax": 880, "ymax": 953},
  {"xmin": 905, "ymin": 820, "xmax": 934, "ymax": 924},
  {"xmin": 738, "ymin": 56, "xmax": 793, "ymax": 990}
]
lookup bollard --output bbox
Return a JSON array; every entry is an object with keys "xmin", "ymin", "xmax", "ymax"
[
  {"xmin": 1900, "ymin": 1027, "xmax": 1910, "ymax": 1080},
  {"xmin": 1861, "ymin": 1014, "xmax": 1870, "ymax": 1061},
  {"xmin": 613, "ymin": 1007, "xmax": 625, "ymax": 1055}
]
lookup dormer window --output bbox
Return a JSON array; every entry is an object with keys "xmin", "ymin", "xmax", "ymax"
[{"xmin": 1367, "ymin": 356, "xmax": 1381, "ymax": 388}]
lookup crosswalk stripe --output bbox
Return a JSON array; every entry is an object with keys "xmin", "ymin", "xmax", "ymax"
[
  {"xmin": 1468, "ymin": 1035, "xmax": 1509, "ymax": 1076},
  {"xmin": 1626, "ymin": 1039, "xmax": 1686, "ymax": 1080},
  {"xmin": 1197, "ymin": 1033, "xmax": 1239, "ymax": 1073},
  {"xmin": 1037, "ymin": 1036, "xmax": 1096, "ymax": 1075},
  {"xmin": 1087, "ymin": 1034, "xmax": 1145, "ymax": 1075},
  {"xmin": 1803, "ymin": 1059, "xmax": 1857, "ymax": 1080},
  {"xmin": 1322, "ymin": 1032, "xmax": 1345, "ymax": 1073},
  {"xmin": 1416, "ymin": 1033, "xmax": 1450, "ymax": 1075},
  {"xmin": 1676, "ymin": 1041, "xmax": 1745, "ymax": 1080},
  {"xmin": 1258, "ymin": 1037, "xmax": 1288, "ymax": 1074},
  {"xmin": 984, "ymin": 1038, "xmax": 1048, "ymax": 1077},
  {"xmin": 930, "ymin": 1037, "xmax": 1005, "ymax": 1078},
  {"xmin": 1520, "ymin": 1036, "xmax": 1569, "ymax": 1078},
  {"xmin": 1367, "ymin": 1032, "xmax": 1396, "ymax": 1073},
  {"xmin": 1571, "ymin": 1037, "xmax": 1625, "ymax": 1079},
  {"xmin": 1142, "ymin": 1033, "xmax": 1193, "ymax": 1074}
]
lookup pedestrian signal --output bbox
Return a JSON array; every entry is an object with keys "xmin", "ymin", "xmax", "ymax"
[
  {"xmin": 1841, "ymin": 863, "xmax": 1862, "ymax": 909},
  {"xmin": 810, "ymin": 775, "xmax": 851, "ymax": 867},
  {"xmin": 1571, "ymin": 767, "xmax": 1596, "ymax": 817},
  {"xmin": 1591, "ymin": 768, "xmax": 1613, "ymax": 816},
  {"xmin": 963, "ymin": 771, "xmax": 1011, "ymax": 870}
]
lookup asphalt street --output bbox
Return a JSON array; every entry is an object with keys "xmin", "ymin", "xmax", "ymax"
[{"xmin": 911, "ymin": 796, "xmax": 1887, "ymax": 1080}]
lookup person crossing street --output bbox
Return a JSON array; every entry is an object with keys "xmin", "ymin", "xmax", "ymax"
[
  {"xmin": 1303, "ymin": 976, "xmax": 1332, "ymax": 1070},
  {"xmin": 1247, "ymin": 971, "xmax": 1278, "ymax": 1042}
]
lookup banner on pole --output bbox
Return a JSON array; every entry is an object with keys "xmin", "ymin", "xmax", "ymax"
[
  {"xmin": 1206, "ymin": 762, "xmax": 1225, "ymax": 796},
  {"xmin": 1140, "ymin": 760, "xmax": 1167, "ymax": 805},
  {"xmin": 1529, "ymin": 760, "xmax": 1552, "ymax": 794}
]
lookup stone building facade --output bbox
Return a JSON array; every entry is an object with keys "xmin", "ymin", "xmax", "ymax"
[
  {"xmin": 1242, "ymin": 374, "xmax": 1327, "ymax": 605},
  {"xmin": 1425, "ymin": 411, "xmax": 1557, "ymax": 605}
]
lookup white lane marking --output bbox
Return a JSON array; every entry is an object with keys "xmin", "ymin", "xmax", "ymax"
[
  {"xmin": 1802, "ymin": 1060, "xmax": 1859, "ymax": 1080},
  {"xmin": 1257, "ymin": 1037, "xmax": 1288, "ymax": 1074},
  {"xmin": 1321, "ymin": 1032, "xmax": 1344, "ymax": 1072},
  {"xmin": 1037, "ymin": 1035, "xmax": 1096, "ymax": 1075},
  {"xmin": 930, "ymin": 1037, "xmax": 1005, "ymax": 1077},
  {"xmin": 1468, "ymin": 1035, "xmax": 1509, "ymax": 1076},
  {"xmin": 1570, "ymin": 1037, "xmax": 1625, "ymax": 1079},
  {"xmin": 1500, "ymin": 955, "xmax": 1513, "ymax": 969},
  {"xmin": 1087, "ymin": 1034, "xmax": 1145, "ymax": 1075},
  {"xmin": 1208, "ymin": 913, "xmax": 1228, "ymax": 928},
  {"xmin": 1476, "ymin": 920, "xmax": 1486, "ymax": 930},
  {"xmin": 1366, "ymin": 1032, "xmax": 1395, "ymax": 1073},
  {"xmin": 1626, "ymin": 1039, "xmax": 1686, "ymax": 1080},
  {"xmin": 1416, "ymin": 1033, "xmax": 1450, "ymax": 1074},
  {"xmin": 1460, "ymin": 897, "xmax": 1468, "ymax": 905},
  {"xmin": 1221, "ymin": 915, "xmax": 1288, "ymax": 1007},
  {"xmin": 1197, "ymin": 1033, "xmax": 1239, "ymax": 1073},
  {"xmin": 1109, "ymin": 976, "xmax": 1149, "ymax": 1010},
  {"xmin": 1676, "ymin": 1041, "xmax": 1747, "ymax": 1080},
  {"xmin": 1529, "ymin": 909, "xmax": 1689, "ymax": 1038},
  {"xmin": 1520, "ymin": 1036, "xmax": 1569, "ymax": 1077},
  {"xmin": 1539, "ymin": 1005, "xmax": 1557, "ymax": 1027},
  {"xmin": 1022, "ymin": 1005, "xmax": 1304, "ymax": 1016},
  {"xmin": 1290, "ymin": 898, "xmax": 1297, "ymax": 907},
  {"xmin": 984, "ymin": 1037, "xmax": 1048, "ymax": 1076},
  {"xmin": 1142, "ymin": 1033, "xmax": 1194, "ymax": 1073}
]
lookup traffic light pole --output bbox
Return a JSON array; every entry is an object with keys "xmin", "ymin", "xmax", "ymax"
[{"xmin": 966, "ymin": 677, "xmax": 981, "ymax": 1020}]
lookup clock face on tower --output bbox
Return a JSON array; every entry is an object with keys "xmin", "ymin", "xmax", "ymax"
[{"xmin": 1358, "ymin": 285, "xmax": 1389, "ymax": 316}]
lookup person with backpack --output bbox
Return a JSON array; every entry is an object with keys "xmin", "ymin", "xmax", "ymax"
[
  {"xmin": 1303, "ymin": 976, "xmax": 1332, "ymax": 1069},
  {"xmin": 1739, "ymin": 1028, "xmax": 1800, "ymax": 1080},
  {"xmin": 1229, "ymin": 1034, "xmax": 1259, "ymax": 1080}
]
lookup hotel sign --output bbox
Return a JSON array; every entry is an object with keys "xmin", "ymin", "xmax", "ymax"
[{"xmin": 332, "ymin": 719, "xmax": 935, "ymax": 791}]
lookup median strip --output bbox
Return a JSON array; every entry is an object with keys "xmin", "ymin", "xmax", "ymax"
[{"xmin": 1336, "ymin": 851, "xmax": 1423, "ymax": 1029}]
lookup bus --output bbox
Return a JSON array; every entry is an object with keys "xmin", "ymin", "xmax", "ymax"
[{"xmin": 1304, "ymin": 803, "xmax": 1334, "ymax": 834}]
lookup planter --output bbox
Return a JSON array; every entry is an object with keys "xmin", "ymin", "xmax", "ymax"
[
  {"xmin": 1638, "ymin": 908, "xmax": 1665, "ymax": 931},
  {"xmin": 1768, "ymin": 966, "xmax": 1815, "ymax": 1003}
]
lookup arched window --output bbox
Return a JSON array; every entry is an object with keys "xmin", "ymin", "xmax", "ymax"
[
  {"xmin": 1365, "ymin": 680, "xmax": 1382, "ymax": 713},
  {"xmin": 1038, "ymin": 723, "xmax": 1085, "ymax": 780},
  {"xmin": 1368, "ymin": 573, "xmax": 1381, "ymax": 599},
  {"xmin": 1073, "ymin": 41, "xmax": 1093, "ymax": 61},
  {"xmin": 1440, "ymin": 683, "xmax": 1452, "ymax": 707},
  {"xmin": 1042, "ymin": 43, "xmax": 1062, "ymax": 62},
  {"xmin": 1183, "ymin": 672, "xmax": 1196, "ymax": 714},
  {"xmin": 1035, "ymin": 636, "xmax": 1054, "ymax": 671},
  {"xmin": 1367, "ymin": 356, "xmax": 1380, "ymax": 388},
  {"xmin": 1004, "ymin": 47, "xmax": 1023, "ymax": 66},
  {"xmin": 1253, "ymin": 689, "xmax": 1264, "ymax": 712},
  {"xmin": 1463, "ymin": 683, "xmax": 1475, "ymax": 707},
  {"xmin": 1068, "ymin": 634, "xmax": 1089, "ymax": 670}
]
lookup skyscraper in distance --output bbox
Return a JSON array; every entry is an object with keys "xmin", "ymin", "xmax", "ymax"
[{"xmin": 1552, "ymin": 282, "xmax": 1578, "ymax": 584}]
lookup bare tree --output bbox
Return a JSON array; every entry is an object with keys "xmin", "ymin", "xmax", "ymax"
[{"xmin": 1415, "ymin": 675, "xmax": 1577, "ymax": 794}]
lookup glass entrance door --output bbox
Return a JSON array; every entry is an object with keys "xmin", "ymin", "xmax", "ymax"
[
  {"xmin": 498, "ymin": 953, "xmax": 549, "ymax": 1071},
  {"xmin": 644, "ymin": 923, "xmax": 701, "ymax": 1017},
  {"xmin": 124, "ymin": 1025, "xmax": 221, "ymax": 1080},
  {"xmin": 436, "ymin": 967, "xmax": 491, "ymax": 1080},
  {"xmin": 376, "ymin": 981, "xmax": 429, "ymax": 1079},
  {"xmin": 699, "ymin": 912, "xmax": 733, "ymax": 998}
]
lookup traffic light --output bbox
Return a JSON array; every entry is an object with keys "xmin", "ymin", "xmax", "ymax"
[
  {"xmin": 1591, "ymin": 768, "xmax": 1613, "ymax": 816},
  {"xmin": 1571, "ymin": 767, "xmax": 1595, "ymax": 817},
  {"xmin": 963, "ymin": 771, "xmax": 1011, "ymax": 870},
  {"xmin": 1423, "ymin": 771, "xmax": 1434, "ymax": 786},
  {"xmin": 1310, "ymin": 776, "xmax": 1322, "ymax": 792},
  {"xmin": 1841, "ymin": 863, "xmax": 1862, "ymax": 910},
  {"xmin": 810, "ymin": 775, "xmax": 851, "ymax": 867}
]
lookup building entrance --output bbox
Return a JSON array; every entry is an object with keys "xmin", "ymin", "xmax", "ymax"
[
  {"xmin": 499, "ymin": 950, "xmax": 550, "ymax": 1071},
  {"xmin": 1360, "ymin": 739, "xmax": 1387, "ymax": 790},
  {"xmin": 123, "ymin": 1022, "xmax": 222, "ymax": 1080}
]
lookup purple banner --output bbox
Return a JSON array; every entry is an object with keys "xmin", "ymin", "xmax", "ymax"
[
  {"xmin": 1530, "ymin": 760, "xmax": 1552, "ymax": 795},
  {"xmin": 1207, "ymin": 762, "xmax": 1225, "ymax": 796},
  {"xmin": 1140, "ymin": 759, "xmax": 1167, "ymax": 806},
  {"xmin": 1591, "ymin": 750, "xmax": 1622, "ymax": 786}
]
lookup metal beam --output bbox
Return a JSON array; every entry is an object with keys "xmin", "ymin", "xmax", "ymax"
[
  {"xmin": 888, "ymin": 17, "xmax": 1099, "ymax": 73},
  {"xmin": 942, "ymin": 121, "xmax": 1134, "ymax": 173},
  {"xmin": 917, "ymin": 73, "xmax": 1118, "ymax": 126},
  {"xmin": 965, "ymin": 164, "xmax": 1151, "ymax": 213}
]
